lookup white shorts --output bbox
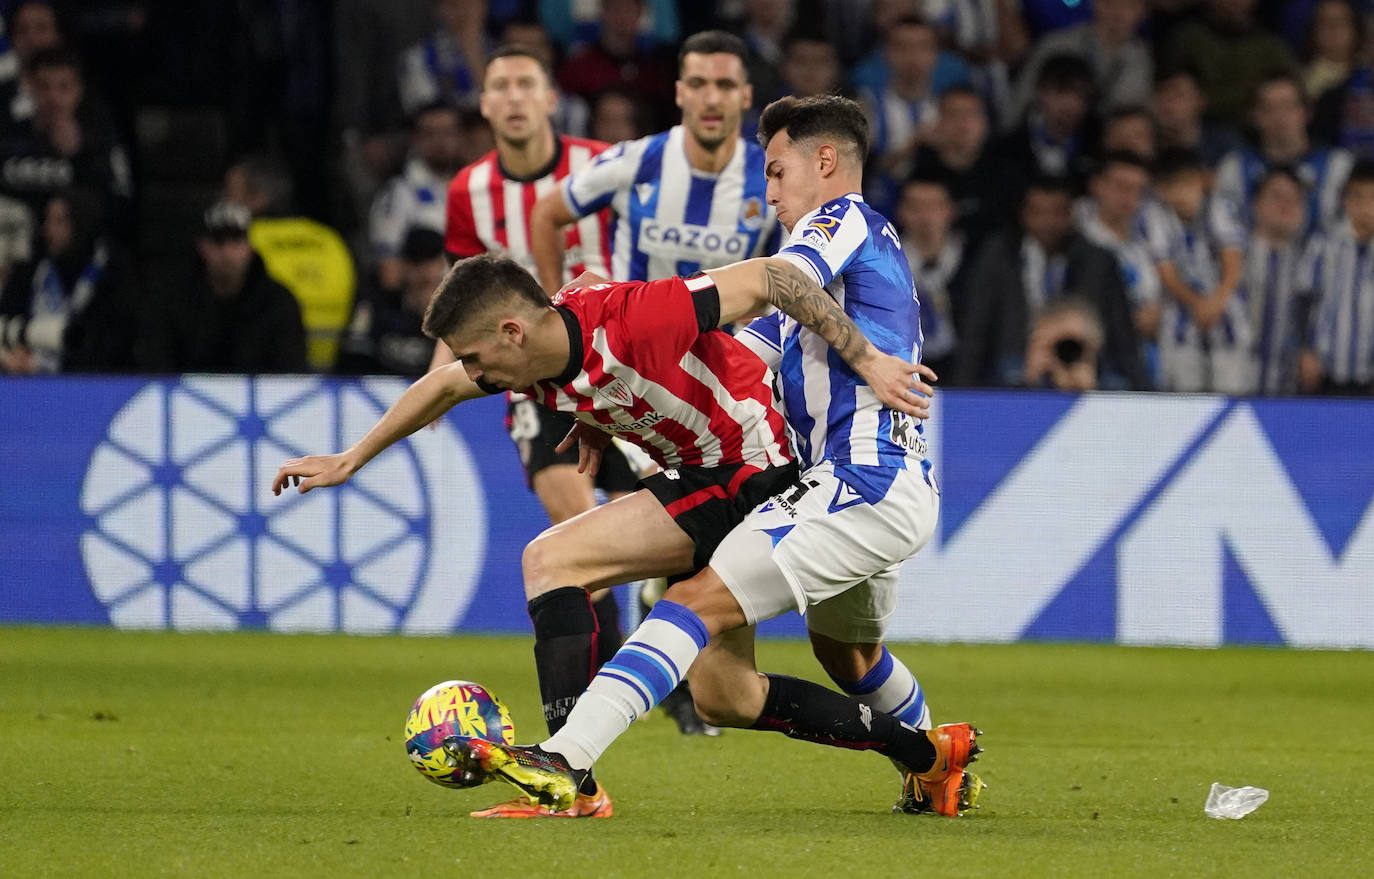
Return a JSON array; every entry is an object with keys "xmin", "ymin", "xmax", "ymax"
[{"xmin": 710, "ymin": 461, "xmax": 938, "ymax": 644}]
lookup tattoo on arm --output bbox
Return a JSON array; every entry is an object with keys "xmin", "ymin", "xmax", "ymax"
[{"xmin": 763, "ymin": 261, "xmax": 871, "ymax": 367}]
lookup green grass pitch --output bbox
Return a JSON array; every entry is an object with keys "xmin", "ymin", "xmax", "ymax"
[{"xmin": 2, "ymin": 627, "xmax": 1371, "ymax": 878}]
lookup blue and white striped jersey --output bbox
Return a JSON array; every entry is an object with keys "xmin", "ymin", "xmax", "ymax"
[
  {"xmin": 561, "ymin": 125, "xmax": 778, "ymax": 281},
  {"xmin": 1298, "ymin": 226, "xmax": 1374, "ymax": 386},
  {"xmin": 1214, "ymin": 146, "xmax": 1354, "ymax": 233},
  {"xmin": 736, "ymin": 194, "xmax": 931, "ymax": 479}
]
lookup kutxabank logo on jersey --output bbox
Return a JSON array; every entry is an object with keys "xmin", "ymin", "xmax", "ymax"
[{"xmin": 78, "ymin": 376, "xmax": 485, "ymax": 633}]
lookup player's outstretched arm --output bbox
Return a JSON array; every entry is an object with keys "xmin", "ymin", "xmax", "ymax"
[
  {"xmin": 530, "ymin": 190, "xmax": 578, "ymax": 294},
  {"xmin": 271, "ymin": 362, "xmax": 487, "ymax": 495},
  {"xmin": 707, "ymin": 257, "xmax": 936, "ymax": 418}
]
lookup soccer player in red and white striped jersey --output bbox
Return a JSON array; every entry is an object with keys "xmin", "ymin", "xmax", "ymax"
[{"xmin": 271, "ymin": 252, "xmax": 932, "ymax": 820}]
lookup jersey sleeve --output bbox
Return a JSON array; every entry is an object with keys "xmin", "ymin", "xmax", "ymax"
[
  {"xmin": 562, "ymin": 139, "xmax": 639, "ymax": 218},
  {"xmin": 775, "ymin": 200, "xmax": 869, "ymax": 287},
  {"xmin": 444, "ymin": 174, "xmax": 484, "ymax": 260},
  {"xmin": 604, "ymin": 277, "xmax": 707, "ymax": 363},
  {"xmin": 1141, "ymin": 201, "xmax": 1182, "ymax": 264},
  {"xmin": 735, "ymin": 310, "xmax": 784, "ymax": 370}
]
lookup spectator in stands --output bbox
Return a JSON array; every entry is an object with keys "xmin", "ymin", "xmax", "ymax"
[
  {"xmin": 734, "ymin": 0, "xmax": 792, "ymax": 114},
  {"xmin": 1101, "ymin": 106, "xmax": 1156, "ymax": 162},
  {"xmin": 997, "ymin": 53, "xmax": 1099, "ymax": 187},
  {"xmin": 957, "ymin": 175, "xmax": 1146, "ymax": 389},
  {"xmin": 333, "ymin": 0, "xmax": 432, "ymax": 236},
  {"xmin": 0, "ymin": 194, "xmax": 33, "ymax": 291},
  {"xmin": 1215, "ymin": 72, "xmax": 1354, "ymax": 231},
  {"xmin": 895, "ymin": 175, "xmax": 966, "ymax": 378},
  {"xmin": 369, "ymin": 101, "xmax": 463, "ymax": 290},
  {"xmin": 861, "ymin": 16, "xmax": 964, "ymax": 215},
  {"xmin": 1162, "ymin": 0, "xmax": 1296, "ymax": 130},
  {"xmin": 1010, "ymin": 0, "xmax": 1152, "ymax": 123},
  {"xmin": 1313, "ymin": 9, "xmax": 1374, "ymax": 160},
  {"xmin": 1242, "ymin": 167, "xmax": 1310, "ymax": 395},
  {"xmin": 337, "ymin": 227, "xmax": 447, "ymax": 377},
  {"xmin": 910, "ymin": 85, "xmax": 1017, "ymax": 248},
  {"xmin": 224, "ymin": 154, "xmax": 355, "ymax": 371},
  {"xmin": 1144, "ymin": 148, "xmax": 1254, "ymax": 394},
  {"xmin": 0, "ymin": 188, "xmax": 135, "ymax": 374},
  {"xmin": 538, "ymin": 0, "xmax": 679, "ymax": 51},
  {"xmin": 1022, "ymin": 297, "xmax": 1106, "ymax": 391},
  {"xmin": 848, "ymin": 1, "xmax": 971, "ymax": 97},
  {"xmin": 0, "ymin": 1, "xmax": 63, "ymax": 132},
  {"xmin": 776, "ymin": 31, "xmax": 842, "ymax": 102},
  {"xmin": 398, "ymin": 0, "xmax": 493, "ymax": 116},
  {"xmin": 138, "ymin": 200, "xmax": 307, "ymax": 374},
  {"xmin": 1152, "ymin": 67, "xmax": 1243, "ymax": 167},
  {"xmin": 922, "ymin": 0, "xmax": 1030, "ymax": 129},
  {"xmin": 1303, "ymin": 0, "xmax": 1363, "ymax": 99},
  {"xmin": 0, "ymin": 47, "xmax": 133, "ymax": 237},
  {"xmin": 555, "ymin": 0, "xmax": 675, "ymax": 128},
  {"xmin": 1075, "ymin": 151, "xmax": 1161, "ymax": 381},
  {"xmin": 1297, "ymin": 160, "xmax": 1374, "ymax": 394},
  {"xmin": 588, "ymin": 88, "xmax": 643, "ymax": 144}
]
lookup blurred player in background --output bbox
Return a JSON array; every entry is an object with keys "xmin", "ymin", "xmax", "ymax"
[{"xmin": 528, "ymin": 30, "xmax": 778, "ymax": 293}]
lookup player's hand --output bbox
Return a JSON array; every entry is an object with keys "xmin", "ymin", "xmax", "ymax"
[
  {"xmin": 855, "ymin": 349, "xmax": 938, "ymax": 418},
  {"xmin": 271, "ymin": 452, "xmax": 359, "ymax": 496},
  {"xmin": 555, "ymin": 422, "xmax": 612, "ymax": 475},
  {"xmin": 555, "ymin": 270, "xmax": 612, "ymax": 301}
]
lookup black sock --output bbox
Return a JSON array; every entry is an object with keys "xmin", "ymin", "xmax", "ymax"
[
  {"xmin": 750, "ymin": 674, "xmax": 936, "ymax": 773},
  {"xmin": 528, "ymin": 587, "xmax": 601, "ymax": 794},
  {"xmin": 591, "ymin": 591, "xmax": 623, "ymax": 669}
]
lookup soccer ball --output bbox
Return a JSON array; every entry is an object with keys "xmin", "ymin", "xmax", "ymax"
[{"xmin": 404, "ymin": 680, "xmax": 516, "ymax": 788}]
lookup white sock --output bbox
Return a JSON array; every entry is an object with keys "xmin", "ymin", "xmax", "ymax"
[
  {"xmin": 828, "ymin": 645, "xmax": 931, "ymax": 730},
  {"xmin": 544, "ymin": 600, "xmax": 709, "ymax": 769}
]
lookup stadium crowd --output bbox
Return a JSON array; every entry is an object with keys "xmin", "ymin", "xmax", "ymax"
[{"xmin": 2, "ymin": 0, "xmax": 1373, "ymax": 395}]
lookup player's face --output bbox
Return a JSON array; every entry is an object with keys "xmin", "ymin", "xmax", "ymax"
[
  {"xmin": 764, "ymin": 130, "xmax": 824, "ymax": 232},
  {"xmin": 446, "ymin": 321, "xmax": 533, "ymax": 391},
  {"xmin": 481, "ymin": 56, "xmax": 557, "ymax": 148},
  {"xmin": 677, "ymin": 52, "xmax": 752, "ymax": 152}
]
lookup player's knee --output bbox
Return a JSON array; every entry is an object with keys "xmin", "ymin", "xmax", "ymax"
[
  {"xmin": 810, "ymin": 634, "xmax": 882, "ymax": 684},
  {"xmin": 521, "ymin": 533, "xmax": 574, "ymax": 598},
  {"xmin": 690, "ymin": 681, "xmax": 760, "ymax": 729}
]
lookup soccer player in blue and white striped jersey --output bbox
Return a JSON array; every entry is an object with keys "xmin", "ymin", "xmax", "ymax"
[
  {"xmin": 1298, "ymin": 160, "xmax": 1374, "ymax": 395},
  {"xmin": 528, "ymin": 30, "xmax": 778, "ymax": 291}
]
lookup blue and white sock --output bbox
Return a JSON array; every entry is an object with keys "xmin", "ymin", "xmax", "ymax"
[
  {"xmin": 828, "ymin": 646, "xmax": 931, "ymax": 730},
  {"xmin": 544, "ymin": 600, "xmax": 708, "ymax": 769}
]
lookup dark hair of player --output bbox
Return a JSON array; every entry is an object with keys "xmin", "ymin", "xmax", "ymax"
[
  {"xmin": 485, "ymin": 45, "xmax": 554, "ymax": 85},
  {"xmin": 1152, "ymin": 147, "xmax": 1206, "ymax": 182},
  {"xmin": 1343, "ymin": 158, "xmax": 1374, "ymax": 193},
  {"xmin": 422, "ymin": 252, "xmax": 551, "ymax": 340},
  {"xmin": 678, "ymin": 30, "xmax": 749, "ymax": 77},
  {"xmin": 757, "ymin": 94, "xmax": 871, "ymax": 164}
]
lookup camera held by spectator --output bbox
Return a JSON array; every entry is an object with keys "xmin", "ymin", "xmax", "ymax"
[{"xmin": 1023, "ymin": 297, "xmax": 1104, "ymax": 391}]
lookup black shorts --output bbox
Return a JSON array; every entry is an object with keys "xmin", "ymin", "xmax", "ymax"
[
  {"xmin": 507, "ymin": 398, "xmax": 639, "ymax": 493},
  {"xmin": 641, "ymin": 461, "xmax": 801, "ymax": 573}
]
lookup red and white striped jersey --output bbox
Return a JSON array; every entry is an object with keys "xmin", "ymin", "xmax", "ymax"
[
  {"xmin": 445, "ymin": 134, "xmax": 612, "ymax": 282},
  {"xmin": 517, "ymin": 276, "xmax": 793, "ymax": 471}
]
